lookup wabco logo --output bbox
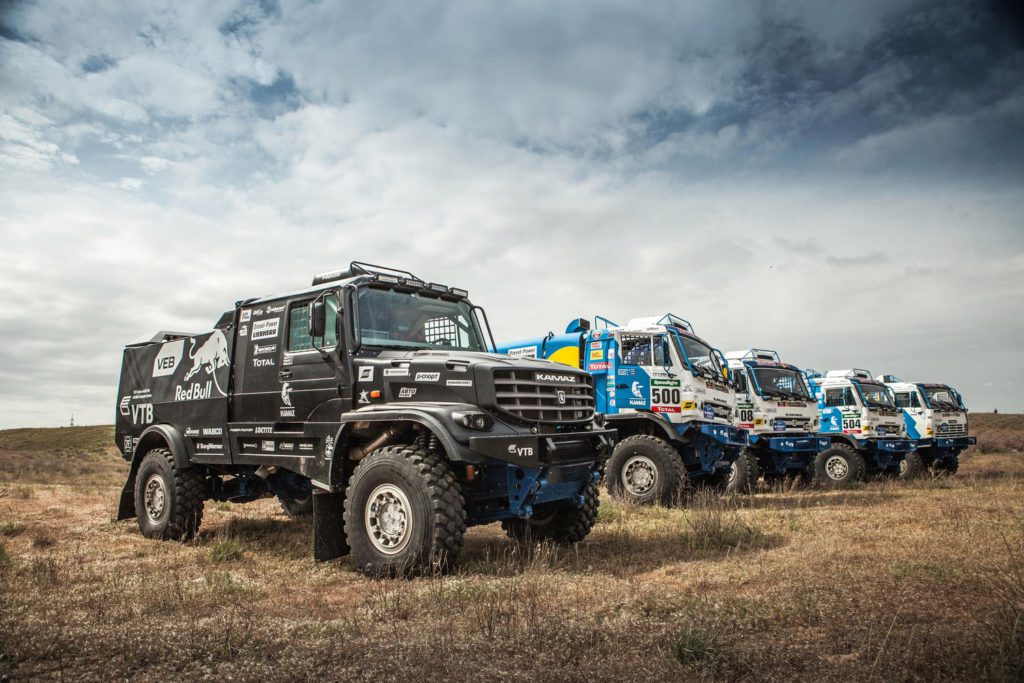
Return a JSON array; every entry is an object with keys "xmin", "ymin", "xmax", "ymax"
[
  {"xmin": 507, "ymin": 443, "xmax": 534, "ymax": 458},
  {"xmin": 535, "ymin": 373, "xmax": 575, "ymax": 383}
]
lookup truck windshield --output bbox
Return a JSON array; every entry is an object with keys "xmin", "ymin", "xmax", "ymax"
[
  {"xmin": 858, "ymin": 382, "xmax": 897, "ymax": 410},
  {"xmin": 923, "ymin": 386, "xmax": 962, "ymax": 411},
  {"xmin": 673, "ymin": 333, "xmax": 725, "ymax": 381},
  {"xmin": 356, "ymin": 287, "xmax": 485, "ymax": 351},
  {"xmin": 752, "ymin": 367, "xmax": 811, "ymax": 400}
]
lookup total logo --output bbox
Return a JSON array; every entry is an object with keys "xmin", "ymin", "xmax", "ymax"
[{"xmin": 507, "ymin": 443, "xmax": 535, "ymax": 458}]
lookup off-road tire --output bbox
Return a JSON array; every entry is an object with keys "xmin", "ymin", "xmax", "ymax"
[
  {"xmin": 343, "ymin": 445, "xmax": 466, "ymax": 576},
  {"xmin": 279, "ymin": 496, "xmax": 313, "ymax": 518},
  {"xmin": 932, "ymin": 454, "xmax": 960, "ymax": 476},
  {"xmin": 502, "ymin": 483, "xmax": 599, "ymax": 544},
  {"xmin": 898, "ymin": 451, "xmax": 924, "ymax": 480},
  {"xmin": 812, "ymin": 443, "xmax": 865, "ymax": 489},
  {"xmin": 606, "ymin": 435, "xmax": 686, "ymax": 506},
  {"xmin": 133, "ymin": 448, "xmax": 205, "ymax": 540},
  {"xmin": 724, "ymin": 447, "xmax": 760, "ymax": 495}
]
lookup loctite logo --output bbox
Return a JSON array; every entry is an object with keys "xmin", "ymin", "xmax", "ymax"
[{"xmin": 535, "ymin": 373, "xmax": 576, "ymax": 383}]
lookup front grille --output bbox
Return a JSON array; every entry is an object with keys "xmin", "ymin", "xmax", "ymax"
[
  {"xmin": 493, "ymin": 369, "xmax": 594, "ymax": 424},
  {"xmin": 771, "ymin": 418, "xmax": 811, "ymax": 432},
  {"xmin": 707, "ymin": 403, "xmax": 731, "ymax": 420},
  {"xmin": 939, "ymin": 423, "xmax": 967, "ymax": 437},
  {"xmin": 546, "ymin": 462, "xmax": 593, "ymax": 483}
]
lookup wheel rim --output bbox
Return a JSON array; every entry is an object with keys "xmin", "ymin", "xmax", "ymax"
[
  {"xmin": 365, "ymin": 484, "xmax": 413, "ymax": 555},
  {"xmin": 898, "ymin": 459, "xmax": 907, "ymax": 476},
  {"xmin": 727, "ymin": 462, "xmax": 738, "ymax": 485},
  {"xmin": 621, "ymin": 455, "xmax": 658, "ymax": 496},
  {"xmin": 825, "ymin": 455, "xmax": 849, "ymax": 481},
  {"xmin": 143, "ymin": 474, "xmax": 168, "ymax": 523}
]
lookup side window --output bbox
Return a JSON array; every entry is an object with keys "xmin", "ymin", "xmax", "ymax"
[
  {"xmin": 653, "ymin": 336, "xmax": 668, "ymax": 366},
  {"xmin": 735, "ymin": 370, "xmax": 748, "ymax": 394},
  {"xmin": 895, "ymin": 392, "xmax": 910, "ymax": 408},
  {"xmin": 843, "ymin": 387, "xmax": 858, "ymax": 406},
  {"xmin": 824, "ymin": 388, "xmax": 845, "ymax": 408},
  {"xmin": 288, "ymin": 295, "xmax": 339, "ymax": 352},
  {"xmin": 619, "ymin": 335, "xmax": 653, "ymax": 366}
]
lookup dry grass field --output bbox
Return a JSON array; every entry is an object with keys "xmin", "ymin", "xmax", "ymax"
[{"xmin": 1, "ymin": 419, "xmax": 1022, "ymax": 681}]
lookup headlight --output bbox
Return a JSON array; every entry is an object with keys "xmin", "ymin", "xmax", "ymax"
[{"xmin": 453, "ymin": 411, "xmax": 493, "ymax": 431}]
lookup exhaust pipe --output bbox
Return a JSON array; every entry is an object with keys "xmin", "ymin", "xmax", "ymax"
[{"xmin": 349, "ymin": 424, "xmax": 407, "ymax": 460}]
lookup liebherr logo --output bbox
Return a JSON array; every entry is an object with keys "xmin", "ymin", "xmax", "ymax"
[{"xmin": 534, "ymin": 373, "xmax": 576, "ymax": 383}]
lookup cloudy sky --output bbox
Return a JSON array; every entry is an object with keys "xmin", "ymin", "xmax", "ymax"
[{"xmin": 1, "ymin": 0, "xmax": 1022, "ymax": 427}]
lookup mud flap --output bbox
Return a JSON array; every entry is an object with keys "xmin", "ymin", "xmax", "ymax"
[{"xmin": 312, "ymin": 490, "xmax": 349, "ymax": 561}]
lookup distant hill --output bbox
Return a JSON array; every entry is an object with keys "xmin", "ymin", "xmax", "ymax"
[{"xmin": 0, "ymin": 425, "xmax": 114, "ymax": 453}]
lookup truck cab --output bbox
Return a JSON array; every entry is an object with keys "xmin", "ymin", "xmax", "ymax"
[
  {"xmin": 878, "ymin": 374, "xmax": 975, "ymax": 476},
  {"xmin": 500, "ymin": 314, "xmax": 746, "ymax": 506},
  {"xmin": 115, "ymin": 262, "xmax": 615, "ymax": 575},
  {"xmin": 804, "ymin": 369, "xmax": 917, "ymax": 486},
  {"xmin": 723, "ymin": 349, "xmax": 828, "ymax": 491}
]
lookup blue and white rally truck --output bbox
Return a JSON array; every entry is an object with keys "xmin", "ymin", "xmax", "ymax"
[
  {"xmin": 804, "ymin": 369, "xmax": 917, "ymax": 487},
  {"xmin": 877, "ymin": 375, "xmax": 976, "ymax": 477},
  {"xmin": 499, "ymin": 315, "xmax": 746, "ymax": 506},
  {"xmin": 723, "ymin": 349, "xmax": 829, "ymax": 492}
]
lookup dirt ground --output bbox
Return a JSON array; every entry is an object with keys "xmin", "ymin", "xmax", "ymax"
[{"xmin": 0, "ymin": 426, "xmax": 1022, "ymax": 681}]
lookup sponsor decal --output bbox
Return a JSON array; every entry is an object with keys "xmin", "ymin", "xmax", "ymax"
[
  {"xmin": 184, "ymin": 427, "xmax": 199, "ymax": 437},
  {"xmin": 589, "ymin": 361, "xmax": 611, "ymax": 370},
  {"xmin": 631, "ymin": 381, "xmax": 643, "ymax": 399},
  {"xmin": 251, "ymin": 318, "xmax": 280, "ymax": 340},
  {"xmin": 358, "ymin": 390, "xmax": 370, "ymax": 404},
  {"xmin": 264, "ymin": 303, "xmax": 286, "ymax": 314},
  {"xmin": 281, "ymin": 383, "xmax": 293, "ymax": 407},
  {"xmin": 591, "ymin": 331, "xmax": 601, "ymax": 340},
  {"xmin": 299, "ymin": 443, "xmax": 314, "ymax": 451},
  {"xmin": 446, "ymin": 379, "xmax": 472, "ymax": 387},
  {"xmin": 507, "ymin": 443, "xmax": 535, "ymax": 458},
  {"xmin": 241, "ymin": 441, "xmax": 258, "ymax": 450},
  {"xmin": 652, "ymin": 406, "xmax": 682, "ymax": 413},
  {"xmin": 253, "ymin": 357, "xmax": 275, "ymax": 368},
  {"xmin": 877, "ymin": 426, "xmax": 887, "ymax": 437},
  {"xmin": 261, "ymin": 440, "xmax": 275, "ymax": 452},
  {"xmin": 194, "ymin": 442, "xmax": 222, "ymax": 452},
  {"xmin": 703, "ymin": 404, "xmax": 715, "ymax": 420},
  {"xmin": 416, "ymin": 372, "xmax": 441, "ymax": 382},
  {"xmin": 324, "ymin": 435, "xmax": 335, "ymax": 458},
  {"xmin": 279, "ymin": 442, "xmax": 295, "ymax": 451},
  {"xmin": 230, "ymin": 427, "xmax": 254, "ymax": 434},
  {"xmin": 358, "ymin": 366, "xmax": 374, "ymax": 382},
  {"xmin": 175, "ymin": 381, "xmax": 214, "ymax": 401},
  {"xmin": 772, "ymin": 419, "xmax": 787, "ymax": 431},
  {"xmin": 153, "ymin": 339, "xmax": 185, "ymax": 377},
  {"xmin": 590, "ymin": 341, "xmax": 602, "ymax": 349},
  {"xmin": 652, "ymin": 379, "xmax": 681, "ymax": 387},
  {"xmin": 280, "ymin": 407, "xmax": 296, "ymax": 418},
  {"xmin": 239, "ymin": 325, "xmax": 248, "ymax": 337},
  {"xmin": 384, "ymin": 367, "xmax": 410, "ymax": 377},
  {"xmin": 202, "ymin": 428, "xmax": 223, "ymax": 436},
  {"xmin": 399, "ymin": 387, "xmax": 417, "ymax": 398},
  {"xmin": 535, "ymin": 373, "xmax": 576, "ymax": 383},
  {"xmin": 240, "ymin": 309, "xmax": 251, "ymax": 323},
  {"xmin": 123, "ymin": 435, "xmax": 134, "ymax": 453},
  {"xmin": 118, "ymin": 396, "xmax": 132, "ymax": 416},
  {"xmin": 590, "ymin": 349, "xmax": 604, "ymax": 361},
  {"xmin": 507, "ymin": 346, "xmax": 537, "ymax": 359},
  {"xmin": 253, "ymin": 343, "xmax": 276, "ymax": 355},
  {"xmin": 255, "ymin": 426, "xmax": 273, "ymax": 434}
]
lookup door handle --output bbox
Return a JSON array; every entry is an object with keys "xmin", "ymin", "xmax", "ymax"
[
  {"xmin": 616, "ymin": 384, "xmax": 628, "ymax": 389},
  {"xmin": 279, "ymin": 370, "xmax": 292, "ymax": 380}
]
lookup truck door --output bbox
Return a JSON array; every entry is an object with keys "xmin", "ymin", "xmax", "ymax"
[
  {"xmin": 615, "ymin": 333, "xmax": 653, "ymax": 413},
  {"xmin": 279, "ymin": 294, "xmax": 344, "ymax": 423}
]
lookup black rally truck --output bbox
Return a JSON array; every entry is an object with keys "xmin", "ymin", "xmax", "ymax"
[{"xmin": 115, "ymin": 263, "xmax": 614, "ymax": 575}]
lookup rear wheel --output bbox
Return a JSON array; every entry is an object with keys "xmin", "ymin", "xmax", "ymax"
[
  {"xmin": 133, "ymin": 448, "xmax": 205, "ymax": 540},
  {"xmin": 812, "ymin": 444, "xmax": 865, "ymax": 489},
  {"xmin": 606, "ymin": 435, "xmax": 686, "ymax": 506},
  {"xmin": 343, "ymin": 445, "xmax": 466, "ymax": 576},
  {"xmin": 279, "ymin": 495, "xmax": 313, "ymax": 518},
  {"xmin": 502, "ymin": 483, "xmax": 599, "ymax": 544},
  {"xmin": 898, "ymin": 451, "xmax": 924, "ymax": 480},
  {"xmin": 724, "ymin": 448, "xmax": 760, "ymax": 494}
]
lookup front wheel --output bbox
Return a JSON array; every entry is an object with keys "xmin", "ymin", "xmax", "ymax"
[
  {"xmin": 932, "ymin": 454, "xmax": 960, "ymax": 476},
  {"xmin": 502, "ymin": 483, "xmax": 599, "ymax": 544},
  {"xmin": 898, "ymin": 451, "xmax": 923, "ymax": 480},
  {"xmin": 811, "ymin": 444, "xmax": 865, "ymax": 489},
  {"xmin": 343, "ymin": 445, "xmax": 466, "ymax": 576},
  {"xmin": 133, "ymin": 448, "xmax": 205, "ymax": 540},
  {"xmin": 724, "ymin": 448, "xmax": 760, "ymax": 495},
  {"xmin": 605, "ymin": 435, "xmax": 686, "ymax": 506}
]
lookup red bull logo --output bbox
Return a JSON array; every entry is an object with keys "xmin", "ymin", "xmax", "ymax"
[{"xmin": 183, "ymin": 330, "xmax": 229, "ymax": 397}]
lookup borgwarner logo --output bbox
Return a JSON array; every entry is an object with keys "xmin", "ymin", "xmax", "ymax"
[{"xmin": 535, "ymin": 373, "xmax": 576, "ymax": 383}]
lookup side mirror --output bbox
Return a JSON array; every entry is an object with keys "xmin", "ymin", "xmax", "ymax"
[{"xmin": 309, "ymin": 300, "xmax": 326, "ymax": 339}]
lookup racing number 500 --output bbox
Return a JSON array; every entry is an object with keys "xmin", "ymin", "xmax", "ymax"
[{"xmin": 652, "ymin": 387, "xmax": 682, "ymax": 405}]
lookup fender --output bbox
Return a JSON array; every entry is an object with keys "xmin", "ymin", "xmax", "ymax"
[
  {"xmin": 604, "ymin": 412, "xmax": 680, "ymax": 444},
  {"xmin": 820, "ymin": 432, "xmax": 864, "ymax": 451},
  {"xmin": 116, "ymin": 424, "xmax": 192, "ymax": 520},
  {"xmin": 330, "ymin": 405, "xmax": 481, "ymax": 488}
]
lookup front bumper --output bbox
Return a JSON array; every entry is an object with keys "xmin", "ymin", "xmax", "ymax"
[
  {"xmin": 696, "ymin": 423, "xmax": 748, "ymax": 447},
  {"xmin": 753, "ymin": 434, "xmax": 831, "ymax": 453},
  {"xmin": 873, "ymin": 438, "xmax": 918, "ymax": 454},
  {"xmin": 935, "ymin": 435, "xmax": 976, "ymax": 449},
  {"xmin": 468, "ymin": 427, "xmax": 616, "ymax": 468}
]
